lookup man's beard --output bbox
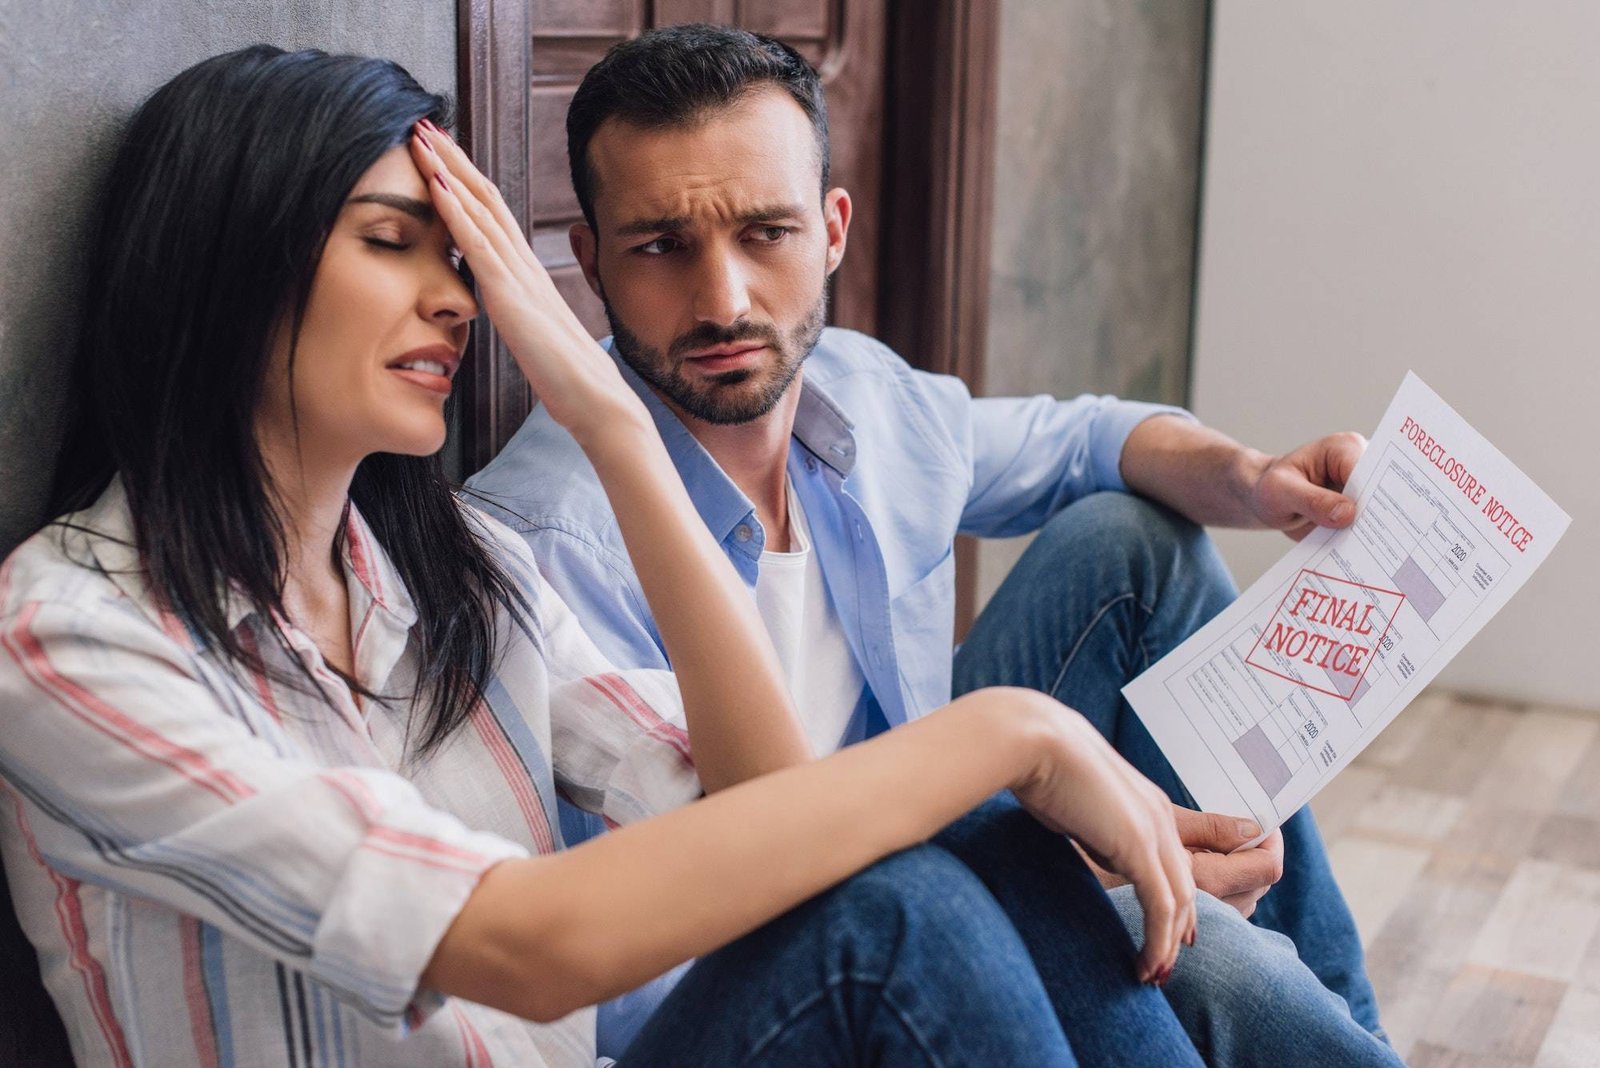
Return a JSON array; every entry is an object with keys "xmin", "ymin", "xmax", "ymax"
[{"xmin": 604, "ymin": 289, "xmax": 828, "ymax": 426}]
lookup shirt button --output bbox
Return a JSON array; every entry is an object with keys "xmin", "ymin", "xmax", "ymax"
[
  {"xmin": 854, "ymin": 522, "xmax": 864, "ymax": 541},
  {"xmin": 805, "ymin": 457, "xmax": 818, "ymax": 473},
  {"xmin": 735, "ymin": 524, "xmax": 753, "ymax": 543}
]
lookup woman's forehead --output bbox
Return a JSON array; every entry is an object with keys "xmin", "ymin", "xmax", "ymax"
[{"xmin": 347, "ymin": 145, "xmax": 429, "ymax": 202}]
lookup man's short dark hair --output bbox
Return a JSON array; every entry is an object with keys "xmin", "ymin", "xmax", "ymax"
[{"xmin": 566, "ymin": 23, "xmax": 830, "ymax": 229}]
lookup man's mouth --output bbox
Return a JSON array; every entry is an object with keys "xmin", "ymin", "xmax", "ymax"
[{"xmin": 683, "ymin": 342, "xmax": 768, "ymax": 372}]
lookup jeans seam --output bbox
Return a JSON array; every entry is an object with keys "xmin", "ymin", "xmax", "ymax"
[
  {"xmin": 738, "ymin": 970, "xmax": 945, "ymax": 1068},
  {"xmin": 1047, "ymin": 592, "xmax": 1151, "ymax": 700}
]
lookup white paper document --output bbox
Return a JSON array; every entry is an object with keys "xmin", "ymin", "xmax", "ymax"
[{"xmin": 1123, "ymin": 373, "xmax": 1571, "ymax": 837}]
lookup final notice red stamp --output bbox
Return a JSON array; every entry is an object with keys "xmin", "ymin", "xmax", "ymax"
[{"xmin": 1244, "ymin": 570, "xmax": 1405, "ymax": 701}]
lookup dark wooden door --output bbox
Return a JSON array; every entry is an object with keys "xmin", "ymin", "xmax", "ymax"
[{"xmin": 456, "ymin": 0, "xmax": 889, "ymax": 472}]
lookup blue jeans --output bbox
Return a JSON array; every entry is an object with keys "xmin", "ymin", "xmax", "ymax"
[
  {"xmin": 1105, "ymin": 887, "xmax": 1399, "ymax": 1067},
  {"xmin": 622, "ymin": 794, "xmax": 1398, "ymax": 1066},
  {"xmin": 622, "ymin": 799, "xmax": 1204, "ymax": 1066},
  {"xmin": 952, "ymin": 492, "xmax": 1383, "ymax": 1037}
]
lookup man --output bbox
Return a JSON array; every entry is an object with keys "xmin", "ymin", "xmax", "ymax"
[{"xmin": 468, "ymin": 22, "xmax": 1383, "ymax": 1051}]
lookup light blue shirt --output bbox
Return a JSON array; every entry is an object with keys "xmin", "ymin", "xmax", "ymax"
[{"xmin": 466, "ymin": 327, "xmax": 1188, "ymax": 736}]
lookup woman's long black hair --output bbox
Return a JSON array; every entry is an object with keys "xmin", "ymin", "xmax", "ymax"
[{"xmin": 50, "ymin": 45, "xmax": 527, "ymax": 756}]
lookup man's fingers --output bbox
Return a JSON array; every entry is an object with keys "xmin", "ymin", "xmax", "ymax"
[
  {"xmin": 1255, "ymin": 431, "xmax": 1367, "ymax": 534},
  {"xmin": 1322, "ymin": 431, "xmax": 1368, "ymax": 487},
  {"xmin": 1259, "ymin": 828, "xmax": 1285, "ymax": 867},
  {"xmin": 1221, "ymin": 886, "xmax": 1268, "ymax": 919},
  {"xmin": 1280, "ymin": 479, "xmax": 1355, "ymax": 529},
  {"xmin": 1284, "ymin": 519, "xmax": 1317, "ymax": 542},
  {"xmin": 1190, "ymin": 846, "xmax": 1279, "ymax": 900},
  {"xmin": 1174, "ymin": 807, "xmax": 1259, "ymax": 852}
]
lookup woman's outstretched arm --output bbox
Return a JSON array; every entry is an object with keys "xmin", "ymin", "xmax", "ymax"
[
  {"xmin": 412, "ymin": 124, "xmax": 810, "ymax": 794},
  {"xmin": 410, "ymin": 126, "xmax": 1194, "ymax": 1019},
  {"xmin": 424, "ymin": 686, "xmax": 1196, "ymax": 1022}
]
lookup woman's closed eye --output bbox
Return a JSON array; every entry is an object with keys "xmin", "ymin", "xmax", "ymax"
[
  {"xmin": 360, "ymin": 227, "xmax": 463, "ymax": 274},
  {"xmin": 360, "ymin": 219, "xmax": 414, "ymax": 251}
]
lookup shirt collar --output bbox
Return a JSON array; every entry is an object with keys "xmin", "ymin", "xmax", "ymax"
[
  {"xmin": 790, "ymin": 376, "xmax": 857, "ymax": 477},
  {"xmin": 336, "ymin": 503, "xmax": 419, "ymax": 629},
  {"xmin": 604, "ymin": 337, "xmax": 859, "ymax": 542},
  {"xmin": 213, "ymin": 500, "xmax": 418, "ymax": 638}
]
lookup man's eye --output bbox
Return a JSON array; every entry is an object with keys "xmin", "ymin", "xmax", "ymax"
[
  {"xmin": 750, "ymin": 226, "xmax": 789, "ymax": 243},
  {"xmin": 636, "ymin": 237, "xmax": 680, "ymax": 255}
]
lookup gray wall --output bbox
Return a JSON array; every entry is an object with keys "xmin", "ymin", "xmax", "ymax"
[
  {"xmin": 977, "ymin": 0, "xmax": 1210, "ymax": 606},
  {"xmin": 0, "ymin": 0, "xmax": 457, "ymax": 556},
  {"xmin": 1193, "ymin": 0, "xmax": 1598, "ymax": 709}
]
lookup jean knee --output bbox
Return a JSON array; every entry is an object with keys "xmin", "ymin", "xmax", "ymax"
[
  {"xmin": 823, "ymin": 846, "xmax": 1006, "ymax": 950},
  {"xmin": 821, "ymin": 846, "xmax": 1067, "ymax": 1012},
  {"xmin": 1038, "ymin": 494, "xmax": 1233, "ymax": 603},
  {"xmin": 1110, "ymin": 887, "xmax": 1286, "ymax": 999}
]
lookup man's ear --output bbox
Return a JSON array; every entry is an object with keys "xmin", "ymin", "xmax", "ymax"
[
  {"xmin": 569, "ymin": 223, "xmax": 603, "ymax": 298},
  {"xmin": 823, "ymin": 188, "xmax": 852, "ymax": 276}
]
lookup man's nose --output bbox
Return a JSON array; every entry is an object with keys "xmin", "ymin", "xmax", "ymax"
[{"xmin": 692, "ymin": 247, "xmax": 752, "ymax": 326}]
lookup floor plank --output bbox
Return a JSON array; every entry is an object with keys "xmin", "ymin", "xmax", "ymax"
[{"xmin": 1311, "ymin": 689, "xmax": 1600, "ymax": 1063}]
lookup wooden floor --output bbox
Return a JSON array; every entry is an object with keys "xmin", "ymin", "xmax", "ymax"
[{"xmin": 1311, "ymin": 689, "xmax": 1600, "ymax": 1066}]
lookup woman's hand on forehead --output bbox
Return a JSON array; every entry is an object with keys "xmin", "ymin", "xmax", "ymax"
[{"xmin": 409, "ymin": 122, "xmax": 645, "ymax": 441}]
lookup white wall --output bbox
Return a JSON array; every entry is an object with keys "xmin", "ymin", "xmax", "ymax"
[{"xmin": 1192, "ymin": 1, "xmax": 1598, "ymax": 710}]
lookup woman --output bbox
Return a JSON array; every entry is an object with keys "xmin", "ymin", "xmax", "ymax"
[{"xmin": 0, "ymin": 46, "xmax": 1390, "ymax": 1067}]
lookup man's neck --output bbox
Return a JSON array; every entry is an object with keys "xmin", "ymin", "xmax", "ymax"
[{"xmin": 663, "ymin": 376, "xmax": 804, "ymax": 553}]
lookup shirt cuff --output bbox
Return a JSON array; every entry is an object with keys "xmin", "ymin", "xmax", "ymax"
[
  {"xmin": 313, "ymin": 804, "xmax": 530, "ymax": 1034},
  {"xmin": 1092, "ymin": 401, "xmax": 1196, "ymax": 493}
]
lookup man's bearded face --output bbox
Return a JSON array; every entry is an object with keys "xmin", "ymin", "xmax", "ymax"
[{"xmin": 604, "ymin": 290, "xmax": 826, "ymax": 425}]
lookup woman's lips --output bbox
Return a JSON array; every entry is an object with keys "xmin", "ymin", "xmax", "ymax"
[
  {"xmin": 389, "ymin": 364, "xmax": 454, "ymax": 395},
  {"xmin": 388, "ymin": 349, "xmax": 459, "ymax": 396}
]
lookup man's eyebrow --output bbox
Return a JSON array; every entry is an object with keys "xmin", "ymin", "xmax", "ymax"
[
  {"xmin": 613, "ymin": 204, "xmax": 807, "ymax": 238},
  {"xmin": 735, "ymin": 204, "xmax": 807, "ymax": 225},
  {"xmin": 346, "ymin": 193, "xmax": 434, "ymax": 222},
  {"xmin": 615, "ymin": 215, "xmax": 690, "ymax": 238}
]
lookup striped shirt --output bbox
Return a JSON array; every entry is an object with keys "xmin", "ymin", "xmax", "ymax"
[{"xmin": 0, "ymin": 480, "xmax": 703, "ymax": 1067}]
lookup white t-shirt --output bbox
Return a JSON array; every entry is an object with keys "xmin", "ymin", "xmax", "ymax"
[{"xmin": 753, "ymin": 484, "xmax": 867, "ymax": 753}]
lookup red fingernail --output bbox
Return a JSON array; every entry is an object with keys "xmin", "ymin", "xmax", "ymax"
[
  {"xmin": 1155, "ymin": 965, "xmax": 1173, "ymax": 987},
  {"xmin": 434, "ymin": 172, "xmax": 448, "ymax": 190}
]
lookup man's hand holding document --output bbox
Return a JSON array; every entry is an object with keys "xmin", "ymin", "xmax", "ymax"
[{"xmin": 1123, "ymin": 373, "xmax": 1571, "ymax": 845}]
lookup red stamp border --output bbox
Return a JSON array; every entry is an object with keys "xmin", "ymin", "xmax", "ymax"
[{"xmin": 1243, "ymin": 568, "xmax": 1405, "ymax": 701}]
